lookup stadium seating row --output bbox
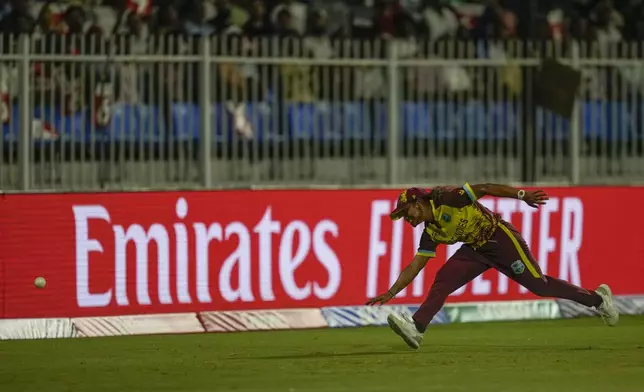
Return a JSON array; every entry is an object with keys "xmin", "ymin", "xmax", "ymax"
[{"xmin": 1, "ymin": 101, "xmax": 639, "ymax": 143}]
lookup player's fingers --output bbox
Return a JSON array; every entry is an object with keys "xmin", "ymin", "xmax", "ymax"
[
  {"xmin": 536, "ymin": 191, "xmax": 549, "ymax": 198},
  {"xmin": 528, "ymin": 192, "xmax": 548, "ymax": 204}
]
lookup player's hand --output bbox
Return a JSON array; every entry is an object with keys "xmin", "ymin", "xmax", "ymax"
[
  {"xmin": 523, "ymin": 189, "xmax": 549, "ymax": 208},
  {"xmin": 366, "ymin": 291, "xmax": 394, "ymax": 306}
]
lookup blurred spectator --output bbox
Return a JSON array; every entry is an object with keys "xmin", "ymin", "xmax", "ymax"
[
  {"xmin": 274, "ymin": 8, "xmax": 299, "ymax": 38},
  {"xmin": 499, "ymin": 9, "xmax": 518, "ymax": 38},
  {"xmin": 124, "ymin": 11, "xmax": 146, "ymax": 39},
  {"xmin": 153, "ymin": 3, "xmax": 181, "ymax": 34},
  {"xmin": 304, "ymin": 7, "xmax": 336, "ymax": 100},
  {"xmin": 420, "ymin": 0, "xmax": 460, "ymax": 42},
  {"xmin": 473, "ymin": 0, "xmax": 516, "ymax": 40},
  {"xmin": 141, "ymin": 1, "xmax": 187, "ymax": 129},
  {"xmin": 306, "ymin": 8, "xmax": 329, "ymax": 38},
  {"xmin": 347, "ymin": 0, "xmax": 375, "ymax": 39},
  {"xmin": 113, "ymin": 9, "xmax": 150, "ymax": 105},
  {"xmin": 589, "ymin": 0, "xmax": 623, "ymax": 46},
  {"xmin": 214, "ymin": 32, "xmax": 263, "ymax": 139},
  {"xmin": 544, "ymin": 7, "xmax": 565, "ymax": 41},
  {"xmin": 34, "ymin": 1, "xmax": 60, "ymax": 35},
  {"xmin": 373, "ymin": 0, "xmax": 415, "ymax": 39},
  {"xmin": 212, "ymin": 0, "xmax": 242, "ymax": 34},
  {"xmin": 29, "ymin": 4, "xmax": 97, "ymax": 116},
  {"xmin": 181, "ymin": 0, "xmax": 214, "ymax": 35},
  {"xmin": 243, "ymin": 0, "xmax": 272, "ymax": 37},
  {"xmin": 310, "ymin": 0, "xmax": 351, "ymax": 38},
  {"xmin": 61, "ymin": 4, "xmax": 86, "ymax": 35},
  {"xmin": 304, "ymin": 8, "xmax": 332, "ymax": 58},
  {"xmin": 0, "ymin": 0, "xmax": 36, "ymax": 34},
  {"xmin": 216, "ymin": 34, "xmax": 255, "ymax": 102},
  {"xmin": 273, "ymin": 6, "xmax": 316, "ymax": 103},
  {"xmin": 270, "ymin": 0, "xmax": 307, "ymax": 35},
  {"xmin": 472, "ymin": 1, "xmax": 522, "ymax": 100}
]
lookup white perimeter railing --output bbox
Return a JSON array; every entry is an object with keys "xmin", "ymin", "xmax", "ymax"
[{"xmin": 1, "ymin": 35, "xmax": 643, "ymax": 191}]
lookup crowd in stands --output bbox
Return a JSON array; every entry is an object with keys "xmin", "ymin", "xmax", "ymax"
[
  {"xmin": 0, "ymin": 0, "xmax": 641, "ymax": 43},
  {"xmin": 0, "ymin": 0, "xmax": 642, "ymax": 140}
]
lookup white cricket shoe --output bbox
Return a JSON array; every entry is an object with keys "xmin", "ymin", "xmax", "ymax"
[
  {"xmin": 595, "ymin": 284, "xmax": 619, "ymax": 326},
  {"xmin": 387, "ymin": 313, "xmax": 424, "ymax": 350}
]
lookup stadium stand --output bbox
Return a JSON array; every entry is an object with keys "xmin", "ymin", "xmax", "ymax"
[{"xmin": 1, "ymin": 0, "xmax": 643, "ymax": 188}]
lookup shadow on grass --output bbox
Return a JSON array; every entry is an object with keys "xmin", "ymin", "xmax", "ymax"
[
  {"xmin": 230, "ymin": 349, "xmax": 416, "ymax": 361},
  {"xmin": 224, "ymin": 344, "xmax": 631, "ymax": 361}
]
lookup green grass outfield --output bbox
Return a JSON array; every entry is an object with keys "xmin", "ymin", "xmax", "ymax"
[{"xmin": 1, "ymin": 316, "xmax": 644, "ymax": 392}]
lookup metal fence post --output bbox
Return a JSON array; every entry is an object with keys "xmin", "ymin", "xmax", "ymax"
[
  {"xmin": 570, "ymin": 41, "xmax": 581, "ymax": 185},
  {"xmin": 386, "ymin": 40, "xmax": 400, "ymax": 185},
  {"xmin": 18, "ymin": 35, "xmax": 31, "ymax": 191},
  {"xmin": 199, "ymin": 36, "xmax": 212, "ymax": 188}
]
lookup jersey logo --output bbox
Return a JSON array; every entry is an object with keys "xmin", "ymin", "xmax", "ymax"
[
  {"xmin": 459, "ymin": 189, "xmax": 465, "ymax": 195},
  {"xmin": 441, "ymin": 213, "xmax": 452, "ymax": 223},
  {"xmin": 511, "ymin": 260, "xmax": 525, "ymax": 275}
]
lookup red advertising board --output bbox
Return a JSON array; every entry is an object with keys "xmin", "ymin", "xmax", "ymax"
[{"xmin": 1, "ymin": 187, "xmax": 643, "ymax": 319}]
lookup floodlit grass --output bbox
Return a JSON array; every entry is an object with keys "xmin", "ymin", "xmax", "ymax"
[{"xmin": 1, "ymin": 316, "xmax": 644, "ymax": 392}]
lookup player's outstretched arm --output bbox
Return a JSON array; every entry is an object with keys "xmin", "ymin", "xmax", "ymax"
[
  {"xmin": 470, "ymin": 183, "xmax": 549, "ymax": 208},
  {"xmin": 366, "ymin": 254, "xmax": 431, "ymax": 306}
]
